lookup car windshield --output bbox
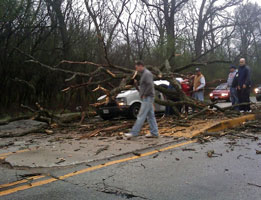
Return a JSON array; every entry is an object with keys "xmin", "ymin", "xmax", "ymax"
[
  {"xmin": 216, "ymin": 84, "xmax": 227, "ymax": 90},
  {"xmin": 120, "ymin": 87, "xmax": 136, "ymax": 93}
]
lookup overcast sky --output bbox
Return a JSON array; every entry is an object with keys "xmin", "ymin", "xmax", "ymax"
[{"xmin": 247, "ymin": 0, "xmax": 261, "ymax": 5}]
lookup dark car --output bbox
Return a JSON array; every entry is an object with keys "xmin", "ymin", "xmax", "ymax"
[
  {"xmin": 209, "ymin": 83, "xmax": 230, "ymax": 102},
  {"xmin": 254, "ymin": 85, "xmax": 261, "ymax": 101}
]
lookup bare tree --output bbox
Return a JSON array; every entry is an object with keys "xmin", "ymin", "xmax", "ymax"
[
  {"xmin": 84, "ymin": 0, "xmax": 130, "ymax": 63},
  {"xmin": 233, "ymin": 2, "xmax": 261, "ymax": 61},
  {"xmin": 140, "ymin": 0, "xmax": 189, "ymax": 59},
  {"xmin": 185, "ymin": 0, "xmax": 242, "ymax": 59}
]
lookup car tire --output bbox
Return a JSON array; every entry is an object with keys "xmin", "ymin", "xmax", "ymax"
[
  {"xmin": 99, "ymin": 114, "xmax": 116, "ymax": 120},
  {"xmin": 257, "ymin": 97, "xmax": 261, "ymax": 101},
  {"xmin": 128, "ymin": 103, "xmax": 141, "ymax": 119},
  {"xmin": 100, "ymin": 115, "xmax": 113, "ymax": 121}
]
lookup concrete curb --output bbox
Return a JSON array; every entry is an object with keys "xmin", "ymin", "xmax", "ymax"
[{"xmin": 191, "ymin": 113, "xmax": 260, "ymax": 138}]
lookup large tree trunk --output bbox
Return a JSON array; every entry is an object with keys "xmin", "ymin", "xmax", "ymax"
[{"xmin": 45, "ymin": 0, "xmax": 71, "ymax": 59}]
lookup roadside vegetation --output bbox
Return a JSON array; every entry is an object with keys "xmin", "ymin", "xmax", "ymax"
[{"xmin": 1, "ymin": 0, "xmax": 261, "ymax": 117}]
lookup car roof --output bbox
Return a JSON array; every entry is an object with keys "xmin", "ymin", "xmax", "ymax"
[
  {"xmin": 154, "ymin": 80, "xmax": 170, "ymax": 86},
  {"xmin": 154, "ymin": 78, "xmax": 183, "ymax": 86}
]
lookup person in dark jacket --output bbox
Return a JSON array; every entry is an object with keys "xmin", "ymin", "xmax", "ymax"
[{"xmin": 236, "ymin": 58, "xmax": 252, "ymax": 112}]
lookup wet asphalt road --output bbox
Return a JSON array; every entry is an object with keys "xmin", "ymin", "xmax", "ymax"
[
  {"xmin": 216, "ymin": 96, "xmax": 258, "ymax": 108},
  {"xmin": 1, "ymin": 135, "xmax": 260, "ymax": 200}
]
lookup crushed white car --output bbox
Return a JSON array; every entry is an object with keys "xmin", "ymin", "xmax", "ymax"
[{"xmin": 96, "ymin": 79, "xmax": 182, "ymax": 120}]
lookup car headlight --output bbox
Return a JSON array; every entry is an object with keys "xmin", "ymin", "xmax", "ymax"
[
  {"xmin": 116, "ymin": 97, "xmax": 127, "ymax": 106},
  {"xmin": 209, "ymin": 93, "xmax": 213, "ymax": 97},
  {"xmin": 221, "ymin": 93, "xmax": 228, "ymax": 97},
  {"xmin": 254, "ymin": 88, "xmax": 259, "ymax": 94}
]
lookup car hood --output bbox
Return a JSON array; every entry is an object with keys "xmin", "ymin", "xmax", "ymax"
[
  {"xmin": 212, "ymin": 89, "xmax": 229, "ymax": 93},
  {"xmin": 117, "ymin": 89, "xmax": 139, "ymax": 98},
  {"xmin": 97, "ymin": 89, "xmax": 139, "ymax": 101}
]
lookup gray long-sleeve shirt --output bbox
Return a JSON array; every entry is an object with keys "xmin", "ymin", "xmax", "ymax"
[
  {"xmin": 227, "ymin": 71, "xmax": 237, "ymax": 87},
  {"xmin": 139, "ymin": 68, "xmax": 155, "ymax": 98}
]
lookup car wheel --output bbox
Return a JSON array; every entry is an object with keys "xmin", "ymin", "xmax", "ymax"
[
  {"xmin": 257, "ymin": 97, "xmax": 261, "ymax": 101},
  {"xmin": 128, "ymin": 103, "xmax": 141, "ymax": 119}
]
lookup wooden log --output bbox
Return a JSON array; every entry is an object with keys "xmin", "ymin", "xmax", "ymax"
[{"xmin": 79, "ymin": 123, "xmax": 132, "ymax": 139}]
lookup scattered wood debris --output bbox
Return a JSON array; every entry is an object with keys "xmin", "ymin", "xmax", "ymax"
[
  {"xmin": 256, "ymin": 150, "xmax": 261, "ymax": 154},
  {"xmin": 79, "ymin": 123, "xmax": 132, "ymax": 139},
  {"xmin": 45, "ymin": 129, "xmax": 54, "ymax": 135},
  {"xmin": 153, "ymin": 154, "xmax": 159, "ymax": 158},
  {"xmin": 95, "ymin": 145, "xmax": 109, "ymax": 155},
  {"xmin": 74, "ymin": 148, "xmax": 81, "ymax": 152},
  {"xmin": 19, "ymin": 173, "xmax": 42, "ymax": 178},
  {"xmin": 202, "ymin": 132, "xmax": 222, "ymax": 137},
  {"xmin": 207, "ymin": 150, "xmax": 222, "ymax": 158},
  {"xmin": 182, "ymin": 148, "xmax": 196, "ymax": 151},
  {"xmin": 207, "ymin": 150, "xmax": 215, "ymax": 158},
  {"xmin": 0, "ymin": 141, "xmax": 14, "ymax": 149},
  {"xmin": 55, "ymin": 158, "xmax": 66, "ymax": 164},
  {"xmin": 248, "ymin": 183, "xmax": 261, "ymax": 188},
  {"xmin": 133, "ymin": 152, "xmax": 141, "ymax": 156}
]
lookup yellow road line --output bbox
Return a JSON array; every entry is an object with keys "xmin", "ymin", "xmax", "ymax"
[
  {"xmin": 0, "ymin": 140, "xmax": 195, "ymax": 197},
  {"xmin": 0, "ymin": 149, "xmax": 31, "ymax": 159},
  {"xmin": 0, "ymin": 176, "xmax": 45, "ymax": 189}
]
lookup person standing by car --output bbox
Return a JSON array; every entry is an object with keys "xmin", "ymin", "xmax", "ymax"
[
  {"xmin": 236, "ymin": 58, "xmax": 252, "ymax": 112},
  {"xmin": 183, "ymin": 74, "xmax": 194, "ymax": 115},
  {"xmin": 227, "ymin": 65, "xmax": 239, "ymax": 109},
  {"xmin": 193, "ymin": 68, "xmax": 206, "ymax": 102},
  {"xmin": 125, "ymin": 61, "xmax": 159, "ymax": 138}
]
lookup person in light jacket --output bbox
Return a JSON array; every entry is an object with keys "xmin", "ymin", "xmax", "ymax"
[
  {"xmin": 193, "ymin": 68, "xmax": 206, "ymax": 102},
  {"xmin": 227, "ymin": 65, "xmax": 239, "ymax": 109}
]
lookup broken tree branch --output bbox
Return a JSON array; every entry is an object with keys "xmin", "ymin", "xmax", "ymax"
[{"xmin": 173, "ymin": 60, "xmax": 232, "ymax": 73}]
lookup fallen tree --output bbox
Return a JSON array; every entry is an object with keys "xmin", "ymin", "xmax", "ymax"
[{"xmin": 14, "ymin": 47, "xmax": 245, "ymax": 124}]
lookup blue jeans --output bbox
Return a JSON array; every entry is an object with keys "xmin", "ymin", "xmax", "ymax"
[
  {"xmin": 130, "ymin": 96, "xmax": 159, "ymax": 136},
  {"xmin": 193, "ymin": 91, "xmax": 204, "ymax": 102},
  {"xmin": 230, "ymin": 87, "xmax": 238, "ymax": 107}
]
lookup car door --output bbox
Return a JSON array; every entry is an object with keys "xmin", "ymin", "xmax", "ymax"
[{"xmin": 154, "ymin": 90, "xmax": 166, "ymax": 112}]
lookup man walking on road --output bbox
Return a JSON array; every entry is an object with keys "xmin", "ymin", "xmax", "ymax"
[
  {"xmin": 236, "ymin": 58, "xmax": 252, "ymax": 112},
  {"xmin": 193, "ymin": 68, "xmax": 206, "ymax": 102},
  {"xmin": 125, "ymin": 61, "xmax": 159, "ymax": 138},
  {"xmin": 227, "ymin": 65, "xmax": 239, "ymax": 109}
]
